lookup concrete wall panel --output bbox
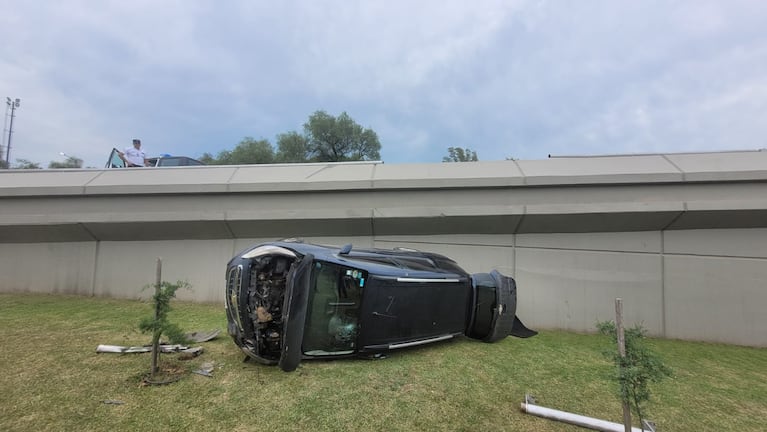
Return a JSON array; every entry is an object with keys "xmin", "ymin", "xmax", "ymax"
[
  {"xmin": 517, "ymin": 231, "xmax": 661, "ymax": 254},
  {"xmin": 0, "ymin": 223, "xmax": 96, "ymax": 243},
  {"xmin": 374, "ymin": 234, "xmax": 515, "ymax": 247},
  {"xmin": 668, "ymin": 209, "xmax": 767, "ymax": 230},
  {"xmin": 304, "ymin": 236, "xmax": 375, "ymax": 249},
  {"xmin": 664, "ymin": 255, "xmax": 767, "ymax": 346},
  {"xmin": 374, "ymin": 236, "xmax": 516, "ymax": 276},
  {"xmin": 373, "ymin": 161, "xmax": 524, "ymax": 188},
  {"xmin": 0, "ymin": 242, "xmax": 96, "ymax": 295},
  {"xmin": 516, "ymin": 247, "xmax": 663, "ymax": 335},
  {"xmin": 0, "ymin": 170, "xmax": 101, "ymax": 196},
  {"xmin": 517, "ymin": 155, "xmax": 681, "ymax": 185},
  {"xmin": 664, "ymin": 228, "xmax": 767, "ymax": 258},
  {"xmin": 93, "ymin": 240, "xmax": 235, "ymax": 303},
  {"xmin": 665, "ymin": 151, "xmax": 767, "ymax": 182},
  {"xmin": 231, "ymin": 236, "xmax": 374, "ymax": 255},
  {"xmin": 84, "ymin": 166, "xmax": 234, "ymax": 195}
]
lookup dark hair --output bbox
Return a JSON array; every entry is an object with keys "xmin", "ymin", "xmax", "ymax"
[{"xmin": 132, "ymin": 139, "xmax": 141, "ymax": 144}]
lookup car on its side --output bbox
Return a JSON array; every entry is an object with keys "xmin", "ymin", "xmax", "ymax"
[
  {"xmin": 225, "ymin": 240, "xmax": 536, "ymax": 372},
  {"xmin": 105, "ymin": 148, "xmax": 205, "ymax": 168}
]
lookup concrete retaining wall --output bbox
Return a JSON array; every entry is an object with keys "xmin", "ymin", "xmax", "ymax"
[{"xmin": 1, "ymin": 151, "xmax": 766, "ymax": 346}]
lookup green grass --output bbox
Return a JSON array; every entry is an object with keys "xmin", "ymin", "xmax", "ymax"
[{"xmin": 0, "ymin": 293, "xmax": 765, "ymax": 431}]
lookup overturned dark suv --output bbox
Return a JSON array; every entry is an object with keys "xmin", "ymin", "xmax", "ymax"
[{"xmin": 225, "ymin": 240, "xmax": 536, "ymax": 372}]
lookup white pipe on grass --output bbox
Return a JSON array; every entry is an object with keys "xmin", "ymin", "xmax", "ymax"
[{"xmin": 520, "ymin": 400, "xmax": 650, "ymax": 432}]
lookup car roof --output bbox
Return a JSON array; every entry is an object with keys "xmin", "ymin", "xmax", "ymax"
[{"xmin": 258, "ymin": 240, "xmax": 468, "ymax": 277}]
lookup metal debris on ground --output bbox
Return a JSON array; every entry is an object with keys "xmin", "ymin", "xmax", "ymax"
[
  {"xmin": 96, "ymin": 344, "xmax": 181, "ymax": 353},
  {"xmin": 184, "ymin": 329, "xmax": 221, "ymax": 343},
  {"xmin": 97, "ymin": 330, "xmax": 219, "ymax": 354},
  {"xmin": 96, "ymin": 344, "xmax": 203, "ymax": 354},
  {"xmin": 102, "ymin": 399, "xmax": 125, "ymax": 405},
  {"xmin": 193, "ymin": 362, "xmax": 215, "ymax": 377},
  {"xmin": 96, "ymin": 344, "xmax": 152, "ymax": 354},
  {"xmin": 178, "ymin": 346, "xmax": 204, "ymax": 360}
]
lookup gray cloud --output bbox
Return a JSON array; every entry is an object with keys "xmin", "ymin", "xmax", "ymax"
[{"xmin": 1, "ymin": 0, "xmax": 765, "ymax": 167}]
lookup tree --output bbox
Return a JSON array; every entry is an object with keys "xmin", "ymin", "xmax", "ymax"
[
  {"xmin": 48, "ymin": 156, "xmax": 83, "ymax": 169},
  {"xmin": 275, "ymin": 131, "xmax": 309, "ymax": 163},
  {"xmin": 139, "ymin": 280, "xmax": 190, "ymax": 377},
  {"xmin": 443, "ymin": 147, "xmax": 478, "ymax": 162},
  {"xmin": 597, "ymin": 321, "xmax": 672, "ymax": 429},
  {"xmin": 203, "ymin": 137, "xmax": 275, "ymax": 165},
  {"xmin": 11, "ymin": 159, "xmax": 42, "ymax": 169},
  {"xmin": 201, "ymin": 110, "xmax": 381, "ymax": 165},
  {"xmin": 303, "ymin": 110, "xmax": 381, "ymax": 162},
  {"xmin": 198, "ymin": 152, "xmax": 216, "ymax": 165}
]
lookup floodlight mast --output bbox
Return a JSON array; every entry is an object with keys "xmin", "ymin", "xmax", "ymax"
[{"xmin": 5, "ymin": 97, "xmax": 21, "ymax": 168}]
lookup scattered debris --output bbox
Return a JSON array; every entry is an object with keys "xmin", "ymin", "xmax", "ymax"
[
  {"xmin": 520, "ymin": 394, "xmax": 654, "ymax": 432},
  {"xmin": 96, "ymin": 345, "xmax": 152, "ymax": 354},
  {"xmin": 97, "ymin": 330, "xmax": 219, "ymax": 355},
  {"xmin": 96, "ymin": 344, "xmax": 204, "ymax": 354},
  {"xmin": 159, "ymin": 344, "xmax": 189, "ymax": 353},
  {"xmin": 193, "ymin": 362, "xmax": 215, "ymax": 377},
  {"xmin": 178, "ymin": 346, "xmax": 204, "ymax": 360},
  {"xmin": 184, "ymin": 329, "xmax": 221, "ymax": 343},
  {"xmin": 102, "ymin": 399, "xmax": 125, "ymax": 405}
]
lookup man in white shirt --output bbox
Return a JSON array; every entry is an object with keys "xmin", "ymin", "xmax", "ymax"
[{"xmin": 119, "ymin": 139, "xmax": 148, "ymax": 167}]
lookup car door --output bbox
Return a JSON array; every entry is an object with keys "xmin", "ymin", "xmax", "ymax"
[
  {"xmin": 278, "ymin": 253, "xmax": 314, "ymax": 372},
  {"xmin": 105, "ymin": 148, "xmax": 126, "ymax": 168}
]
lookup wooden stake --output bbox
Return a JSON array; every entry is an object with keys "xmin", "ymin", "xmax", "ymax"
[
  {"xmin": 616, "ymin": 298, "xmax": 631, "ymax": 432},
  {"xmin": 151, "ymin": 258, "xmax": 162, "ymax": 376}
]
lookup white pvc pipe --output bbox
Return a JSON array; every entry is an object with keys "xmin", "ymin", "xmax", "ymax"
[{"xmin": 520, "ymin": 401, "xmax": 648, "ymax": 432}]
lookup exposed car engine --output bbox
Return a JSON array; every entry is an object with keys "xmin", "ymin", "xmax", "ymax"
[{"xmin": 243, "ymin": 255, "xmax": 293, "ymax": 362}]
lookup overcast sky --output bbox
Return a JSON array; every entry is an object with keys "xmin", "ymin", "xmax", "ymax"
[{"xmin": 2, "ymin": 0, "xmax": 766, "ymax": 168}]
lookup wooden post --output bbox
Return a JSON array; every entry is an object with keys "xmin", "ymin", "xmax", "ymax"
[
  {"xmin": 150, "ymin": 258, "xmax": 162, "ymax": 376},
  {"xmin": 615, "ymin": 298, "xmax": 631, "ymax": 432}
]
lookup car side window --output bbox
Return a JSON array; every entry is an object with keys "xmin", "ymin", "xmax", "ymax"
[{"xmin": 302, "ymin": 261, "xmax": 365, "ymax": 355}]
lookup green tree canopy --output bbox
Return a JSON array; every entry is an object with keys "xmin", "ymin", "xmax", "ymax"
[
  {"xmin": 201, "ymin": 137, "xmax": 275, "ymax": 165},
  {"xmin": 303, "ymin": 111, "xmax": 381, "ymax": 162},
  {"xmin": 200, "ymin": 110, "xmax": 381, "ymax": 165},
  {"xmin": 597, "ymin": 321, "xmax": 672, "ymax": 427},
  {"xmin": 48, "ymin": 156, "xmax": 83, "ymax": 169},
  {"xmin": 442, "ymin": 147, "xmax": 478, "ymax": 162},
  {"xmin": 7, "ymin": 158, "xmax": 41, "ymax": 169},
  {"xmin": 275, "ymin": 131, "xmax": 309, "ymax": 163},
  {"xmin": 1, "ymin": 158, "xmax": 41, "ymax": 169},
  {"xmin": 198, "ymin": 152, "xmax": 216, "ymax": 165}
]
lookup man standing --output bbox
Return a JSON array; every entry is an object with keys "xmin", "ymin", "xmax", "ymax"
[{"xmin": 119, "ymin": 139, "xmax": 148, "ymax": 167}]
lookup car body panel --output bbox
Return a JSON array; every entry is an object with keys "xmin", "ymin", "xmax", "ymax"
[
  {"xmin": 359, "ymin": 275, "xmax": 470, "ymax": 348},
  {"xmin": 278, "ymin": 253, "xmax": 314, "ymax": 372}
]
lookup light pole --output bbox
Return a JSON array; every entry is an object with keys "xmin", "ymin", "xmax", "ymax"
[
  {"xmin": 5, "ymin": 97, "xmax": 21, "ymax": 168},
  {"xmin": 1, "ymin": 104, "xmax": 8, "ymax": 165}
]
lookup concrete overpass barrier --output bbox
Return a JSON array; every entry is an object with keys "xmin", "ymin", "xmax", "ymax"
[{"xmin": 1, "ymin": 151, "xmax": 766, "ymax": 346}]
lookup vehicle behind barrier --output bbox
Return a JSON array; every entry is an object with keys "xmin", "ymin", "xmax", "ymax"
[{"xmin": 105, "ymin": 148, "xmax": 205, "ymax": 168}]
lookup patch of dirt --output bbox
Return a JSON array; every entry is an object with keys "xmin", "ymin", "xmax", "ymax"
[{"xmin": 139, "ymin": 363, "xmax": 187, "ymax": 386}]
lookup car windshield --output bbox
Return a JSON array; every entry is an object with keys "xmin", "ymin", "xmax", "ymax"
[{"xmin": 302, "ymin": 261, "xmax": 365, "ymax": 356}]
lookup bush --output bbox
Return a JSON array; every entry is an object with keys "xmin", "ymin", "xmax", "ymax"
[{"xmin": 597, "ymin": 321, "xmax": 672, "ymax": 427}]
